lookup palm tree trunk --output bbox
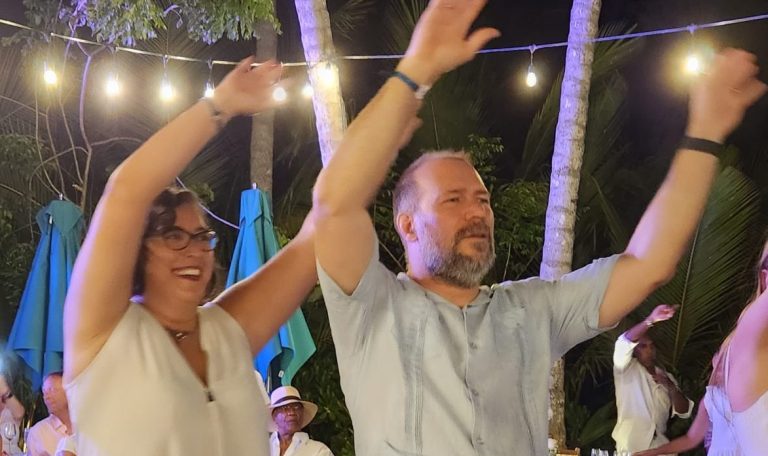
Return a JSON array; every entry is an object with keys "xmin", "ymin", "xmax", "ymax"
[
  {"xmin": 250, "ymin": 3, "xmax": 278, "ymax": 194},
  {"xmin": 542, "ymin": 0, "xmax": 602, "ymax": 447},
  {"xmin": 295, "ymin": 0, "xmax": 348, "ymax": 166}
]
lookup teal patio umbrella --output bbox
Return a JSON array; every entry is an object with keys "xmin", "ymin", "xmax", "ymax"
[
  {"xmin": 226, "ymin": 188, "xmax": 315, "ymax": 391},
  {"xmin": 8, "ymin": 200, "xmax": 84, "ymax": 388}
]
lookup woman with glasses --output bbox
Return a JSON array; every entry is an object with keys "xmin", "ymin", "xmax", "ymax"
[
  {"xmin": 62, "ymin": 58, "xmax": 318, "ymax": 455},
  {"xmin": 636, "ymin": 239, "xmax": 768, "ymax": 456}
]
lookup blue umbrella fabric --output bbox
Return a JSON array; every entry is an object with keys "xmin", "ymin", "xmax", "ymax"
[
  {"xmin": 226, "ymin": 188, "xmax": 315, "ymax": 389},
  {"xmin": 8, "ymin": 200, "xmax": 84, "ymax": 389}
]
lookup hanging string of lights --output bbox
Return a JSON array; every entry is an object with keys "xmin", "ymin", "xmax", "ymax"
[{"xmin": 1, "ymin": 11, "xmax": 767, "ymax": 98}]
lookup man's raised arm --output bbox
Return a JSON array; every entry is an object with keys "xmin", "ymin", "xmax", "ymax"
[
  {"xmin": 599, "ymin": 49, "xmax": 766, "ymax": 328},
  {"xmin": 312, "ymin": 0, "xmax": 499, "ymax": 294}
]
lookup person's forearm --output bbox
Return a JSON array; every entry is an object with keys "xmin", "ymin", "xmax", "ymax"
[
  {"xmin": 646, "ymin": 434, "xmax": 700, "ymax": 455},
  {"xmin": 670, "ymin": 388, "xmax": 691, "ymax": 415},
  {"xmin": 624, "ymin": 148, "xmax": 718, "ymax": 284},
  {"xmin": 107, "ymin": 100, "xmax": 221, "ymax": 204},
  {"xmin": 624, "ymin": 317, "xmax": 654, "ymax": 342},
  {"xmin": 313, "ymin": 60, "xmax": 424, "ymax": 216}
]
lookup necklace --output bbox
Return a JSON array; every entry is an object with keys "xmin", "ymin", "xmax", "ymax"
[
  {"xmin": 167, "ymin": 328, "xmax": 193, "ymax": 343},
  {"xmin": 164, "ymin": 320, "xmax": 198, "ymax": 343}
]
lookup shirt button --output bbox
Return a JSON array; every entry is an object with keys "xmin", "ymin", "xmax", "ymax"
[
  {"xmin": 476, "ymin": 438, "xmax": 485, "ymax": 445},
  {"xmin": 471, "ymin": 389, "xmax": 479, "ymax": 397},
  {"xmin": 469, "ymin": 341, "xmax": 478, "ymax": 350}
]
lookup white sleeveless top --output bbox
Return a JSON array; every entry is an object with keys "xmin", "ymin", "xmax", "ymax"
[
  {"xmin": 65, "ymin": 302, "xmax": 269, "ymax": 455},
  {"xmin": 723, "ymin": 346, "xmax": 768, "ymax": 456},
  {"xmin": 703, "ymin": 386, "xmax": 741, "ymax": 456}
]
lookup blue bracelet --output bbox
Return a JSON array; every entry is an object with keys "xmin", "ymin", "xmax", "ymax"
[
  {"xmin": 392, "ymin": 71, "xmax": 419, "ymax": 91},
  {"xmin": 391, "ymin": 71, "xmax": 430, "ymax": 99}
]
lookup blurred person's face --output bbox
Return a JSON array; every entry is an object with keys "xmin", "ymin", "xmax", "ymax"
[
  {"xmin": 42, "ymin": 374, "xmax": 68, "ymax": 416},
  {"xmin": 272, "ymin": 402, "xmax": 304, "ymax": 437}
]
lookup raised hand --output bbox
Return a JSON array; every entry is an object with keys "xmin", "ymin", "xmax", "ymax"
[
  {"xmin": 398, "ymin": 0, "xmax": 500, "ymax": 85},
  {"xmin": 687, "ymin": 48, "xmax": 767, "ymax": 143},
  {"xmin": 647, "ymin": 304, "xmax": 677, "ymax": 324},
  {"xmin": 212, "ymin": 57, "xmax": 283, "ymax": 119}
]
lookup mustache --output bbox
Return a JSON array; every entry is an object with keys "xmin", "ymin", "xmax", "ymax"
[{"xmin": 455, "ymin": 221, "xmax": 492, "ymax": 241}]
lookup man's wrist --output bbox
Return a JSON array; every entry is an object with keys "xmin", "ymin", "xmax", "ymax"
[
  {"xmin": 395, "ymin": 58, "xmax": 439, "ymax": 87},
  {"xmin": 684, "ymin": 124, "xmax": 726, "ymax": 144}
]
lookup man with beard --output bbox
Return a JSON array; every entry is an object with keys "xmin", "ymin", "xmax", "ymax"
[{"xmin": 311, "ymin": 0, "xmax": 767, "ymax": 455}]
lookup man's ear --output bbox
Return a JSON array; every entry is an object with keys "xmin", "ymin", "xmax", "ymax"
[{"xmin": 396, "ymin": 212, "xmax": 417, "ymax": 242}]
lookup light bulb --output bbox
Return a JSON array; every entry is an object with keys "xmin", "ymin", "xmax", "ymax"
[
  {"xmin": 318, "ymin": 63, "xmax": 337, "ymax": 87},
  {"xmin": 525, "ymin": 66, "xmax": 538, "ymax": 88},
  {"xmin": 684, "ymin": 54, "xmax": 702, "ymax": 75},
  {"xmin": 204, "ymin": 82, "xmax": 215, "ymax": 98},
  {"xmin": 43, "ymin": 63, "xmax": 58, "ymax": 86},
  {"xmin": 301, "ymin": 83, "xmax": 313, "ymax": 99},
  {"xmin": 160, "ymin": 79, "xmax": 175, "ymax": 102},
  {"xmin": 105, "ymin": 74, "xmax": 121, "ymax": 97},
  {"xmin": 272, "ymin": 86, "xmax": 287, "ymax": 102}
]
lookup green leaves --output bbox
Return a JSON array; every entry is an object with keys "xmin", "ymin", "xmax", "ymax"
[{"xmin": 18, "ymin": 0, "xmax": 279, "ymax": 46}]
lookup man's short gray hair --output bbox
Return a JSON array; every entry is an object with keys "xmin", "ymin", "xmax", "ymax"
[{"xmin": 392, "ymin": 150, "xmax": 474, "ymax": 217}]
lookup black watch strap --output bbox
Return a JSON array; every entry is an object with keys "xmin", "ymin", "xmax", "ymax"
[{"xmin": 680, "ymin": 136, "xmax": 724, "ymax": 157}]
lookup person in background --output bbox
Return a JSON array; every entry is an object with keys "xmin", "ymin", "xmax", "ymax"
[
  {"xmin": 27, "ymin": 373, "xmax": 72, "ymax": 456},
  {"xmin": 268, "ymin": 386, "xmax": 333, "ymax": 456},
  {"xmin": 612, "ymin": 305, "xmax": 693, "ymax": 454},
  {"xmin": 636, "ymin": 238, "xmax": 768, "ymax": 456},
  {"xmin": 0, "ymin": 373, "xmax": 24, "ymax": 456}
]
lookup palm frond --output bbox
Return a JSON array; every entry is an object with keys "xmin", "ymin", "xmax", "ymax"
[
  {"xmin": 519, "ymin": 26, "xmax": 641, "ymax": 180},
  {"xmin": 650, "ymin": 167, "xmax": 761, "ymax": 372},
  {"xmin": 330, "ymin": 0, "xmax": 379, "ymax": 41}
]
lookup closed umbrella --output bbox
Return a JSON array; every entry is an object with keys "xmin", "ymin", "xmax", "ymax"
[
  {"xmin": 8, "ymin": 200, "xmax": 84, "ymax": 388},
  {"xmin": 226, "ymin": 188, "xmax": 315, "ymax": 390}
]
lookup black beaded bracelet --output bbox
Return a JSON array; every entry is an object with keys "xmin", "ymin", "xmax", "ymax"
[{"xmin": 680, "ymin": 136, "xmax": 724, "ymax": 157}]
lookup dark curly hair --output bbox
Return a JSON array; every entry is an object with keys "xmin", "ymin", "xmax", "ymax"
[{"xmin": 132, "ymin": 187, "xmax": 222, "ymax": 301}]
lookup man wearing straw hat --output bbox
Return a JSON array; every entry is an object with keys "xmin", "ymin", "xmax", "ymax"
[{"xmin": 268, "ymin": 386, "xmax": 333, "ymax": 456}]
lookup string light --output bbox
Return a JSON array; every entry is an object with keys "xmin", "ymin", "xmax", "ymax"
[
  {"xmin": 301, "ymin": 83, "xmax": 314, "ymax": 98},
  {"xmin": 525, "ymin": 45, "xmax": 538, "ymax": 88},
  {"xmin": 42, "ymin": 61, "xmax": 58, "ymax": 86},
  {"xmin": 160, "ymin": 78, "xmax": 175, "ymax": 101},
  {"xmin": 204, "ymin": 81, "xmax": 215, "ymax": 98},
  {"xmin": 683, "ymin": 54, "xmax": 703, "ymax": 75},
  {"xmin": 272, "ymin": 86, "xmax": 287, "ymax": 102},
  {"xmin": 317, "ymin": 62, "xmax": 338, "ymax": 87},
  {"xmin": 2, "ymin": 12, "xmax": 768, "ymax": 68},
  {"xmin": 159, "ymin": 56, "xmax": 175, "ymax": 102},
  {"xmin": 204, "ymin": 59, "xmax": 215, "ymax": 98},
  {"xmin": 682, "ymin": 25, "xmax": 704, "ymax": 76},
  {"xmin": 105, "ymin": 73, "xmax": 121, "ymax": 96}
]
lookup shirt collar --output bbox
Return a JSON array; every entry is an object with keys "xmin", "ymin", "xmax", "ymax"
[{"xmin": 397, "ymin": 273, "xmax": 492, "ymax": 308}]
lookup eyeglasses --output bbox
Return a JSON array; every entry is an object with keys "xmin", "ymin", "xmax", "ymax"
[
  {"xmin": 152, "ymin": 227, "xmax": 218, "ymax": 251},
  {"xmin": 275, "ymin": 402, "xmax": 303, "ymax": 413}
]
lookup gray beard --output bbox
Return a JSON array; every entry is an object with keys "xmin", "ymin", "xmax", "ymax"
[{"xmin": 420, "ymin": 230, "xmax": 496, "ymax": 288}]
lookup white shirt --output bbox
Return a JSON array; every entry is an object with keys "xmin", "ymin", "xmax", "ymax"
[
  {"xmin": 269, "ymin": 432, "xmax": 333, "ymax": 456},
  {"xmin": 26, "ymin": 415, "xmax": 70, "ymax": 456},
  {"xmin": 54, "ymin": 433, "xmax": 77, "ymax": 456},
  {"xmin": 612, "ymin": 334, "xmax": 693, "ymax": 454},
  {"xmin": 66, "ymin": 302, "xmax": 269, "ymax": 455}
]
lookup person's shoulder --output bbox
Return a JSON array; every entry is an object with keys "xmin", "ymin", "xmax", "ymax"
[{"xmin": 27, "ymin": 416, "xmax": 50, "ymax": 434}]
